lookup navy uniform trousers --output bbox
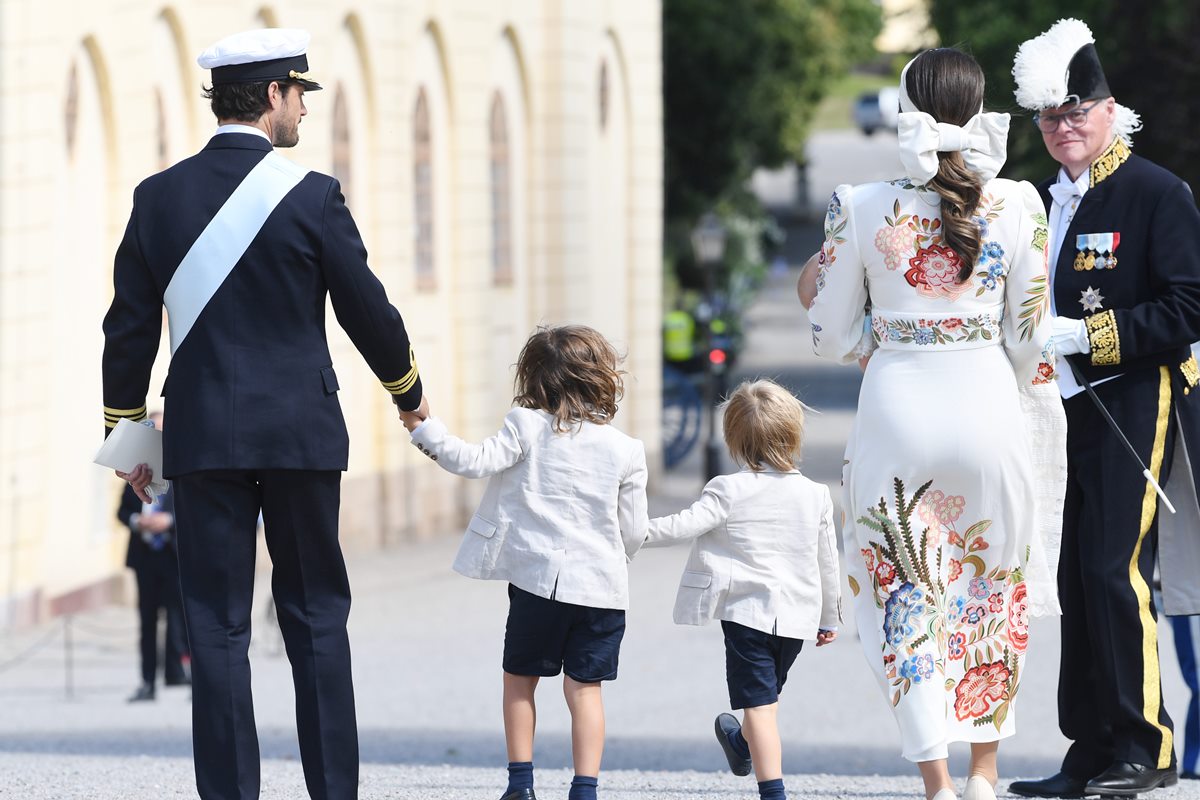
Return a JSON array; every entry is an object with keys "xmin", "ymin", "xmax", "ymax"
[
  {"xmin": 173, "ymin": 469, "xmax": 356, "ymax": 800},
  {"xmin": 1059, "ymin": 366, "xmax": 1177, "ymax": 777}
]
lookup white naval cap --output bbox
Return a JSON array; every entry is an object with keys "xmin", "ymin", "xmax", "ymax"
[{"xmin": 197, "ymin": 28, "xmax": 322, "ymax": 91}]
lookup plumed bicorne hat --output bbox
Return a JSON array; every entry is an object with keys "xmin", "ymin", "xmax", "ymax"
[
  {"xmin": 197, "ymin": 28, "xmax": 322, "ymax": 92},
  {"xmin": 1012, "ymin": 18, "xmax": 1139, "ymax": 144}
]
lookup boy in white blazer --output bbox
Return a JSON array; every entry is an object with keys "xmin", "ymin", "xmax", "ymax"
[
  {"xmin": 401, "ymin": 325, "xmax": 648, "ymax": 800},
  {"xmin": 646, "ymin": 380, "xmax": 841, "ymax": 800}
]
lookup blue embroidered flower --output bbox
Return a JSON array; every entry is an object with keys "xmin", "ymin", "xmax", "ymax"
[
  {"xmin": 883, "ymin": 582, "xmax": 927, "ymax": 648},
  {"xmin": 914, "ymin": 327, "xmax": 936, "ymax": 345},
  {"xmin": 981, "ymin": 276, "xmax": 997, "ymax": 291},
  {"xmin": 899, "ymin": 653, "xmax": 935, "ymax": 683},
  {"xmin": 826, "ymin": 192, "xmax": 843, "ymax": 226},
  {"xmin": 973, "ymin": 216, "xmax": 990, "ymax": 239},
  {"xmin": 988, "ymin": 262, "xmax": 1005, "ymax": 280},
  {"xmin": 888, "ymin": 328, "xmax": 904, "ymax": 342},
  {"xmin": 982, "ymin": 241, "xmax": 1004, "ymax": 262},
  {"xmin": 968, "ymin": 577, "xmax": 992, "ymax": 599},
  {"xmin": 947, "ymin": 595, "xmax": 967, "ymax": 622}
]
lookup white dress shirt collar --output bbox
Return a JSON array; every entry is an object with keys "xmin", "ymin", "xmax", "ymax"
[{"xmin": 214, "ymin": 123, "xmax": 271, "ymax": 143}]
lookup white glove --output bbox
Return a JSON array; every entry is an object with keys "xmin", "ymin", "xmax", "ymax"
[{"xmin": 1050, "ymin": 316, "xmax": 1090, "ymax": 356}]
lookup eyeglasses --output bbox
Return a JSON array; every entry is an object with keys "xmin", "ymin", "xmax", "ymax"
[{"xmin": 1032, "ymin": 100, "xmax": 1103, "ymax": 134}]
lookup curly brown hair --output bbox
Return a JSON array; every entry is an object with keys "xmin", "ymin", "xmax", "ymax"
[
  {"xmin": 513, "ymin": 325, "xmax": 625, "ymax": 432},
  {"xmin": 905, "ymin": 48, "xmax": 987, "ymax": 282}
]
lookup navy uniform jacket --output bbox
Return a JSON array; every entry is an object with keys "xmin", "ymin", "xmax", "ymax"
[
  {"xmin": 1040, "ymin": 136, "xmax": 1200, "ymax": 614},
  {"xmin": 102, "ymin": 132, "xmax": 422, "ymax": 477},
  {"xmin": 1040, "ymin": 137, "xmax": 1200, "ymax": 385}
]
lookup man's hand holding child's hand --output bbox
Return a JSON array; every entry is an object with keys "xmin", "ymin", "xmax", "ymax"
[{"xmin": 816, "ymin": 629, "xmax": 837, "ymax": 647}]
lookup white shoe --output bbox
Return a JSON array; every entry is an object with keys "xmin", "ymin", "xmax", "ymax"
[
  {"xmin": 931, "ymin": 789, "xmax": 958, "ymax": 800},
  {"xmin": 962, "ymin": 775, "xmax": 997, "ymax": 800}
]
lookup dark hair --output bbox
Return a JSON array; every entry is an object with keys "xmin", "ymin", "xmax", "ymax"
[
  {"xmin": 905, "ymin": 48, "xmax": 986, "ymax": 282},
  {"xmin": 201, "ymin": 79, "xmax": 299, "ymax": 122},
  {"xmin": 513, "ymin": 325, "xmax": 624, "ymax": 432}
]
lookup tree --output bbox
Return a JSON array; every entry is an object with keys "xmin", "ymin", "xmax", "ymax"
[
  {"xmin": 664, "ymin": 0, "xmax": 883, "ymax": 229},
  {"xmin": 928, "ymin": 0, "xmax": 1200, "ymax": 194}
]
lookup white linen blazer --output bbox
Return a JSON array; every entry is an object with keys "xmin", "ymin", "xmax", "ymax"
[
  {"xmin": 409, "ymin": 407, "xmax": 648, "ymax": 610},
  {"xmin": 646, "ymin": 467, "xmax": 842, "ymax": 639}
]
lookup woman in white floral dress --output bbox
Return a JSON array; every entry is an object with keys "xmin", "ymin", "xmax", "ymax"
[{"xmin": 806, "ymin": 50, "xmax": 1066, "ymax": 800}]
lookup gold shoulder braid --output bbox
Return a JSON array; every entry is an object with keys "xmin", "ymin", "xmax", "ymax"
[
  {"xmin": 1182, "ymin": 355, "xmax": 1200, "ymax": 395},
  {"xmin": 1090, "ymin": 136, "xmax": 1131, "ymax": 188},
  {"xmin": 1086, "ymin": 310, "xmax": 1121, "ymax": 366}
]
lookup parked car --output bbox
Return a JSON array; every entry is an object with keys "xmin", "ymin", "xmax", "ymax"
[{"xmin": 853, "ymin": 87, "xmax": 899, "ymax": 136}]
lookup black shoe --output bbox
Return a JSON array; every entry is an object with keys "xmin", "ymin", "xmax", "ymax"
[
  {"xmin": 1182, "ymin": 770, "xmax": 1199, "ymax": 780},
  {"xmin": 164, "ymin": 674, "xmax": 191, "ymax": 687},
  {"xmin": 1085, "ymin": 761, "xmax": 1178, "ymax": 796},
  {"xmin": 714, "ymin": 712, "xmax": 753, "ymax": 777},
  {"xmin": 127, "ymin": 683, "xmax": 155, "ymax": 703},
  {"xmin": 1009, "ymin": 771, "xmax": 1090, "ymax": 798},
  {"xmin": 499, "ymin": 791, "xmax": 536, "ymax": 800}
]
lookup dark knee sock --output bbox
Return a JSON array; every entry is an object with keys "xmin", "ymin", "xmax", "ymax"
[
  {"xmin": 506, "ymin": 761, "xmax": 534, "ymax": 793},
  {"xmin": 568, "ymin": 775, "xmax": 598, "ymax": 800},
  {"xmin": 729, "ymin": 726, "xmax": 751, "ymax": 759},
  {"xmin": 758, "ymin": 778, "xmax": 786, "ymax": 799}
]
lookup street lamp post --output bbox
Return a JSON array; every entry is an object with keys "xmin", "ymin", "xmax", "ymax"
[{"xmin": 691, "ymin": 212, "xmax": 728, "ymax": 482}]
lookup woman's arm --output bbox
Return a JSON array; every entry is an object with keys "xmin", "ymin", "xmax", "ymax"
[{"xmin": 797, "ymin": 252, "xmax": 820, "ymax": 309}]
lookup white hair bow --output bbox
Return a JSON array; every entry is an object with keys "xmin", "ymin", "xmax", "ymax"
[{"xmin": 897, "ymin": 111, "xmax": 1011, "ymax": 186}]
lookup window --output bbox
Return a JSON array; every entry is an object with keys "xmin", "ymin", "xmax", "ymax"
[
  {"xmin": 490, "ymin": 93, "xmax": 512, "ymax": 285},
  {"xmin": 332, "ymin": 85, "xmax": 352, "ymax": 200},
  {"xmin": 413, "ymin": 89, "xmax": 435, "ymax": 289},
  {"xmin": 64, "ymin": 63, "xmax": 79, "ymax": 158}
]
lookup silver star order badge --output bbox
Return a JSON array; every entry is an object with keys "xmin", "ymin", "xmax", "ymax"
[{"xmin": 1080, "ymin": 286, "xmax": 1105, "ymax": 313}]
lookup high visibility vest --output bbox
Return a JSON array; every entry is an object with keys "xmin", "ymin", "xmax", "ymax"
[{"xmin": 663, "ymin": 310, "xmax": 696, "ymax": 362}]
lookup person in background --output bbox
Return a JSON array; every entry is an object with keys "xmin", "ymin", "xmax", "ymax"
[{"xmin": 116, "ymin": 411, "xmax": 189, "ymax": 702}]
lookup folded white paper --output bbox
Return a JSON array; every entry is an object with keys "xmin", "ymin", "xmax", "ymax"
[{"xmin": 94, "ymin": 419, "xmax": 169, "ymax": 500}]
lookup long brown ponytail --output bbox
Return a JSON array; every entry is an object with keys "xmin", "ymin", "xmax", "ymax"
[{"xmin": 905, "ymin": 49, "xmax": 986, "ymax": 282}]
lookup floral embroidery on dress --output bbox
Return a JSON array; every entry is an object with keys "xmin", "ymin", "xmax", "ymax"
[
  {"xmin": 1032, "ymin": 342, "xmax": 1058, "ymax": 385},
  {"xmin": 816, "ymin": 191, "xmax": 848, "ymax": 294},
  {"xmin": 906, "ymin": 243, "xmax": 974, "ymax": 301},
  {"xmin": 1018, "ymin": 210, "xmax": 1053, "ymax": 342},
  {"xmin": 972, "ymin": 195, "xmax": 1009, "ymax": 297},
  {"xmin": 872, "ymin": 313, "xmax": 1002, "ymax": 347},
  {"xmin": 856, "ymin": 478, "xmax": 1023, "ymax": 728}
]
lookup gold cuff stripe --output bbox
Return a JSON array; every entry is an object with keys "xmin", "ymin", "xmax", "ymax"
[
  {"xmin": 1086, "ymin": 310, "xmax": 1121, "ymax": 366},
  {"xmin": 104, "ymin": 405, "xmax": 147, "ymax": 418},
  {"xmin": 382, "ymin": 370, "xmax": 420, "ymax": 395},
  {"xmin": 1131, "ymin": 366, "xmax": 1174, "ymax": 768}
]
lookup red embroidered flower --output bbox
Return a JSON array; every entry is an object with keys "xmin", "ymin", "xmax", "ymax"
[
  {"xmin": 954, "ymin": 661, "xmax": 1012, "ymax": 720},
  {"xmin": 947, "ymin": 632, "xmax": 967, "ymax": 660},
  {"xmin": 1038, "ymin": 362, "xmax": 1054, "ymax": 378},
  {"xmin": 947, "ymin": 559, "xmax": 963, "ymax": 582},
  {"xmin": 875, "ymin": 562, "xmax": 896, "ymax": 587},
  {"xmin": 861, "ymin": 548, "xmax": 875, "ymax": 573},
  {"xmin": 942, "ymin": 318, "xmax": 964, "ymax": 331},
  {"xmin": 948, "ymin": 531, "xmax": 965, "ymax": 547},
  {"xmin": 906, "ymin": 244, "xmax": 963, "ymax": 289},
  {"xmin": 1007, "ymin": 582, "xmax": 1030, "ymax": 654},
  {"xmin": 988, "ymin": 592, "xmax": 1005, "ymax": 613}
]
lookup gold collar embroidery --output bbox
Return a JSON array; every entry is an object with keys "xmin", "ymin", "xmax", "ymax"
[{"xmin": 1090, "ymin": 136, "xmax": 1131, "ymax": 188}]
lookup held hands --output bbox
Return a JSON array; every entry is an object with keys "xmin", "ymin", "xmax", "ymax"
[
  {"xmin": 116, "ymin": 463, "xmax": 155, "ymax": 504},
  {"xmin": 816, "ymin": 629, "xmax": 838, "ymax": 647},
  {"xmin": 397, "ymin": 394, "xmax": 431, "ymax": 432},
  {"xmin": 1050, "ymin": 316, "xmax": 1090, "ymax": 357}
]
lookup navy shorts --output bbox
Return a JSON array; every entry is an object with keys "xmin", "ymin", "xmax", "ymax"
[
  {"xmin": 722, "ymin": 620, "xmax": 804, "ymax": 709},
  {"xmin": 503, "ymin": 584, "xmax": 626, "ymax": 683}
]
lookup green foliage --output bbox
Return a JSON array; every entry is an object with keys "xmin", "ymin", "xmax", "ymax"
[
  {"xmin": 664, "ymin": 0, "xmax": 883, "ymax": 226},
  {"xmin": 928, "ymin": 0, "xmax": 1200, "ymax": 193}
]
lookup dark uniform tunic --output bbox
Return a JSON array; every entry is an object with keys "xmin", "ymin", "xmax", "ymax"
[
  {"xmin": 101, "ymin": 131, "xmax": 422, "ymax": 800},
  {"xmin": 1040, "ymin": 136, "xmax": 1200, "ymax": 776}
]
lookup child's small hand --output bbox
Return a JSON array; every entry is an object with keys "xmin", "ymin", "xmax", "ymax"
[{"xmin": 816, "ymin": 629, "xmax": 837, "ymax": 647}]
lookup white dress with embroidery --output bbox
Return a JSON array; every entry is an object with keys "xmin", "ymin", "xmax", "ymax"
[{"xmin": 809, "ymin": 177, "xmax": 1066, "ymax": 762}]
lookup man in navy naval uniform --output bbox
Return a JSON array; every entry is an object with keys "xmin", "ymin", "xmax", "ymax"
[
  {"xmin": 1008, "ymin": 19, "xmax": 1200, "ymax": 799},
  {"xmin": 102, "ymin": 28, "xmax": 425, "ymax": 800}
]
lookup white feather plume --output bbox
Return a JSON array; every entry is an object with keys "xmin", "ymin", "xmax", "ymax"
[{"xmin": 1012, "ymin": 18, "xmax": 1096, "ymax": 110}]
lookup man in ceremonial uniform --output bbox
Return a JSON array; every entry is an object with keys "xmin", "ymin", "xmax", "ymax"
[
  {"xmin": 1007, "ymin": 19, "xmax": 1200, "ymax": 799},
  {"xmin": 102, "ymin": 29, "xmax": 424, "ymax": 800}
]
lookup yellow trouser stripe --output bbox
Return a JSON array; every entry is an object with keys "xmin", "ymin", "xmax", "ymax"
[{"xmin": 1131, "ymin": 366, "xmax": 1173, "ymax": 768}]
